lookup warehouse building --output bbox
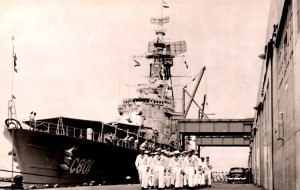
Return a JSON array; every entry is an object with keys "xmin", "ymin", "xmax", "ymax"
[{"xmin": 251, "ymin": 0, "xmax": 300, "ymax": 189}]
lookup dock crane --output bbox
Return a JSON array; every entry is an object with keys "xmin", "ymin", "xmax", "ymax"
[
  {"xmin": 182, "ymin": 66, "xmax": 206, "ymax": 119},
  {"xmin": 180, "ymin": 67, "xmax": 207, "ymax": 150}
]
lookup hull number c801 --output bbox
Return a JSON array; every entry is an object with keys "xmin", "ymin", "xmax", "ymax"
[{"xmin": 69, "ymin": 158, "xmax": 94, "ymax": 174}]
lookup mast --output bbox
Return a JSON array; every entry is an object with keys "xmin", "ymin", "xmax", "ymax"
[
  {"xmin": 8, "ymin": 36, "xmax": 18, "ymax": 180},
  {"xmin": 147, "ymin": 1, "xmax": 186, "ymax": 101},
  {"xmin": 8, "ymin": 36, "xmax": 17, "ymax": 120}
]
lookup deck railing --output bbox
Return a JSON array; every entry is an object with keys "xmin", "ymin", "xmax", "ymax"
[{"xmin": 26, "ymin": 121, "xmax": 175, "ymax": 151}]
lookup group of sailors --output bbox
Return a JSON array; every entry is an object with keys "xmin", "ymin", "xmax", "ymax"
[
  {"xmin": 29, "ymin": 111, "xmax": 37, "ymax": 128},
  {"xmin": 212, "ymin": 172, "xmax": 228, "ymax": 182},
  {"xmin": 104, "ymin": 135, "xmax": 173, "ymax": 152},
  {"xmin": 104, "ymin": 133, "xmax": 138, "ymax": 149},
  {"xmin": 135, "ymin": 147, "xmax": 212, "ymax": 190}
]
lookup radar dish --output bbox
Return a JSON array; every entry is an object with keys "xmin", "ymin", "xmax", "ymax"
[
  {"xmin": 148, "ymin": 41, "xmax": 186, "ymax": 56},
  {"xmin": 150, "ymin": 17, "xmax": 170, "ymax": 25},
  {"xmin": 165, "ymin": 41, "xmax": 187, "ymax": 56}
]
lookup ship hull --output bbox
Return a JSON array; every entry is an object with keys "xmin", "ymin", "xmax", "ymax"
[{"xmin": 4, "ymin": 128, "xmax": 139, "ymax": 187}]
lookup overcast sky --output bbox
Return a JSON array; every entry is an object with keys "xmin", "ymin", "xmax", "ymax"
[{"xmin": 0, "ymin": 0, "xmax": 270, "ymax": 175}]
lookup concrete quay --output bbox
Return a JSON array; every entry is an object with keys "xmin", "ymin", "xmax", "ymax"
[{"xmin": 46, "ymin": 183, "xmax": 264, "ymax": 190}]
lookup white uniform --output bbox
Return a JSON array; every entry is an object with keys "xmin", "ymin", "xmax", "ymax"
[
  {"xmin": 193, "ymin": 155, "xmax": 200, "ymax": 187},
  {"xmin": 200, "ymin": 161, "xmax": 206, "ymax": 185},
  {"xmin": 147, "ymin": 156, "xmax": 155, "ymax": 187},
  {"xmin": 169, "ymin": 156, "xmax": 183, "ymax": 188},
  {"xmin": 183, "ymin": 155, "xmax": 198, "ymax": 187},
  {"xmin": 152, "ymin": 154, "xmax": 167, "ymax": 188},
  {"xmin": 135, "ymin": 154, "xmax": 149, "ymax": 188},
  {"xmin": 198, "ymin": 165, "xmax": 204, "ymax": 186},
  {"xmin": 204, "ymin": 162, "xmax": 212, "ymax": 186},
  {"xmin": 164, "ymin": 156, "xmax": 172, "ymax": 188},
  {"xmin": 181, "ymin": 155, "xmax": 188, "ymax": 187}
]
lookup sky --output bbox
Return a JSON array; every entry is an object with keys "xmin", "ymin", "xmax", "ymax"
[{"xmin": 0, "ymin": 0, "xmax": 270, "ymax": 176}]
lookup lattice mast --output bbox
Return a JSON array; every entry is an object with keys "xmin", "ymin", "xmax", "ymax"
[{"xmin": 146, "ymin": 1, "xmax": 186, "ymax": 101}]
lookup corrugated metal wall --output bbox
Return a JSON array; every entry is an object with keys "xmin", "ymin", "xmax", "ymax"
[{"xmin": 252, "ymin": 0, "xmax": 300, "ymax": 189}]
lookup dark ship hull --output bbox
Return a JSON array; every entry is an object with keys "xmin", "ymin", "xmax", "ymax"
[{"xmin": 4, "ymin": 120, "xmax": 139, "ymax": 187}]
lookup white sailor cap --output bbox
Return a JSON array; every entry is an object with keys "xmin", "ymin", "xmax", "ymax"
[
  {"xmin": 145, "ymin": 150, "xmax": 150, "ymax": 154},
  {"xmin": 156, "ymin": 148, "xmax": 162, "ymax": 151},
  {"xmin": 174, "ymin": 150, "xmax": 180, "ymax": 155},
  {"xmin": 140, "ymin": 147, "xmax": 146, "ymax": 151}
]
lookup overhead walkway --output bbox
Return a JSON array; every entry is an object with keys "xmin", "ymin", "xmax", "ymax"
[
  {"xmin": 174, "ymin": 118, "xmax": 254, "ymax": 149},
  {"xmin": 196, "ymin": 136, "xmax": 251, "ymax": 146}
]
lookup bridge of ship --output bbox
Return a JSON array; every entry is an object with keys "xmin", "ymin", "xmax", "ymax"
[{"xmin": 173, "ymin": 118, "xmax": 253, "ymax": 149}]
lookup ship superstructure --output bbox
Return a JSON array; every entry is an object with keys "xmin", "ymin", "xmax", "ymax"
[{"xmin": 118, "ymin": 14, "xmax": 186, "ymax": 145}]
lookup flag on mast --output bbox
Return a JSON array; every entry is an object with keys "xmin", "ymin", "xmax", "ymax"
[
  {"xmin": 13, "ymin": 53, "xmax": 17, "ymax": 73},
  {"xmin": 162, "ymin": 0, "xmax": 169, "ymax": 8},
  {"xmin": 12, "ymin": 36, "xmax": 17, "ymax": 73}
]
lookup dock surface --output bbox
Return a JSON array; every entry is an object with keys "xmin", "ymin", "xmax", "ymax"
[{"xmin": 46, "ymin": 183, "xmax": 264, "ymax": 190}]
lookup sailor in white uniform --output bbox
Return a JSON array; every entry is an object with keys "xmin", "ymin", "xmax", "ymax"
[
  {"xmin": 152, "ymin": 148, "xmax": 167, "ymax": 189},
  {"xmin": 135, "ymin": 147, "xmax": 149, "ymax": 189},
  {"xmin": 147, "ymin": 152, "xmax": 156, "ymax": 188},
  {"xmin": 169, "ymin": 150, "xmax": 183, "ymax": 189},
  {"xmin": 181, "ymin": 151, "xmax": 188, "ymax": 187},
  {"xmin": 182, "ymin": 150, "xmax": 198, "ymax": 188},
  {"xmin": 164, "ymin": 151, "xmax": 172, "ymax": 188},
  {"xmin": 204, "ymin": 156, "xmax": 212, "ymax": 188},
  {"xmin": 193, "ymin": 152, "xmax": 200, "ymax": 187},
  {"xmin": 200, "ymin": 157, "xmax": 206, "ymax": 186},
  {"xmin": 143, "ymin": 150, "xmax": 151, "ymax": 188}
]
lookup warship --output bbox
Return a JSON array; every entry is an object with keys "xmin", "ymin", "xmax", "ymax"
[{"xmin": 3, "ymin": 2, "xmax": 188, "ymax": 188}]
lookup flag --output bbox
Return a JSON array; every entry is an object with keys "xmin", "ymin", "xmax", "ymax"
[
  {"xmin": 12, "ymin": 95, "xmax": 16, "ymax": 99},
  {"xmin": 162, "ymin": 0, "xmax": 169, "ymax": 8},
  {"xmin": 134, "ymin": 59, "xmax": 140, "ymax": 67},
  {"xmin": 13, "ymin": 53, "xmax": 17, "ymax": 73},
  {"xmin": 184, "ymin": 61, "xmax": 188, "ymax": 69}
]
